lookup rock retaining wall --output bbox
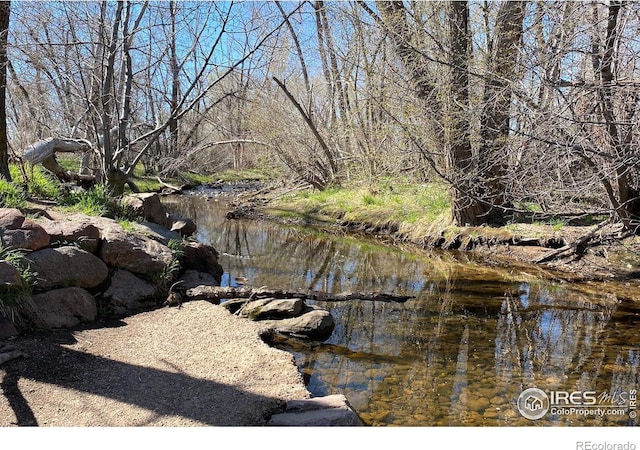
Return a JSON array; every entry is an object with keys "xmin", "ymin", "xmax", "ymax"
[{"xmin": 0, "ymin": 194, "xmax": 222, "ymax": 332}]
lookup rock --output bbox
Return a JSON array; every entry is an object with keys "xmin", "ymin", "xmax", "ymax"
[
  {"xmin": 103, "ymin": 269, "xmax": 160, "ymax": 314},
  {"xmin": 0, "ymin": 261, "xmax": 23, "ymax": 288},
  {"xmin": 38, "ymin": 219, "xmax": 101, "ymax": 253},
  {"xmin": 24, "ymin": 287, "xmax": 97, "ymax": 329},
  {"xmin": 100, "ymin": 226, "xmax": 173, "ymax": 276},
  {"xmin": 177, "ymin": 270, "xmax": 219, "ymax": 290},
  {"xmin": 27, "ymin": 247, "xmax": 109, "ymax": 290},
  {"xmin": 182, "ymin": 242, "xmax": 223, "ymax": 283},
  {"xmin": 267, "ymin": 394, "xmax": 363, "ymax": 426},
  {"xmin": 239, "ymin": 298, "xmax": 306, "ymax": 320},
  {"xmin": 1, "ymin": 219, "xmax": 50, "ymax": 251},
  {"xmin": 0, "ymin": 208, "xmax": 25, "ymax": 230},
  {"xmin": 132, "ymin": 221, "xmax": 182, "ymax": 246},
  {"xmin": 122, "ymin": 193, "xmax": 170, "ymax": 228},
  {"xmin": 168, "ymin": 213, "xmax": 196, "ymax": 237},
  {"xmin": 0, "ymin": 313, "xmax": 18, "ymax": 339},
  {"xmin": 261, "ymin": 306, "xmax": 335, "ymax": 341}
]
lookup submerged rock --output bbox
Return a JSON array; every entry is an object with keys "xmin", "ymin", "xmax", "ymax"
[{"xmin": 267, "ymin": 394, "xmax": 363, "ymax": 426}]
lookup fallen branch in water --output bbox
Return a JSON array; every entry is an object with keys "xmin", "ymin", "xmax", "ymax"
[{"xmin": 184, "ymin": 285, "xmax": 413, "ymax": 303}]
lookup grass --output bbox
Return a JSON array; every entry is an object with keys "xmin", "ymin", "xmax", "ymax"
[
  {"xmin": 0, "ymin": 178, "xmax": 27, "ymax": 209},
  {"xmin": 0, "ymin": 245, "xmax": 36, "ymax": 327},
  {"xmin": 59, "ymin": 184, "xmax": 114, "ymax": 217},
  {"xmin": 2, "ymin": 164, "xmax": 60, "ymax": 207},
  {"xmin": 271, "ymin": 179, "xmax": 452, "ymax": 239}
]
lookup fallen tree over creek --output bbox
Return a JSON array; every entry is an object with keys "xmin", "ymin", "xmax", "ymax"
[{"xmin": 184, "ymin": 285, "xmax": 414, "ymax": 304}]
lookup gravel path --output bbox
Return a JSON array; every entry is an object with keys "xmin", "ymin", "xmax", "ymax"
[{"xmin": 0, "ymin": 301, "xmax": 310, "ymax": 426}]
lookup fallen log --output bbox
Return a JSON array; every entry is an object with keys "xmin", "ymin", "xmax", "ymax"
[
  {"xmin": 22, "ymin": 137, "xmax": 96, "ymax": 185},
  {"xmin": 184, "ymin": 285, "xmax": 414, "ymax": 303},
  {"xmin": 534, "ymin": 218, "xmax": 611, "ymax": 264}
]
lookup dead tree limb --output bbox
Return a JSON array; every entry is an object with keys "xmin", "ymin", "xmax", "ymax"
[
  {"xmin": 185, "ymin": 285, "xmax": 414, "ymax": 303},
  {"xmin": 22, "ymin": 137, "xmax": 96, "ymax": 184},
  {"xmin": 534, "ymin": 218, "xmax": 612, "ymax": 264}
]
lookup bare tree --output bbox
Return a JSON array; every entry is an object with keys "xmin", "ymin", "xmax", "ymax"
[{"xmin": 0, "ymin": 1, "xmax": 10, "ymax": 181}]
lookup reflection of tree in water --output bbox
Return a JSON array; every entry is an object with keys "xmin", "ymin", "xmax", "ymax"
[{"xmin": 163, "ymin": 194, "xmax": 640, "ymax": 426}]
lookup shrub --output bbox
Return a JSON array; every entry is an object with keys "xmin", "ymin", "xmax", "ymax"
[{"xmin": 0, "ymin": 245, "xmax": 36, "ymax": 327}]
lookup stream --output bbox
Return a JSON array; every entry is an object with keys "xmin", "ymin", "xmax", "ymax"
[{"xmin": 163, "ymin": 190, "xmax": 640, "ymax": 427}]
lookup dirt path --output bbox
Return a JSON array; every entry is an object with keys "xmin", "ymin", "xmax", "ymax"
[{"xmin": 0, "ymin": 301, "xmax": 310, "ymax": 426}]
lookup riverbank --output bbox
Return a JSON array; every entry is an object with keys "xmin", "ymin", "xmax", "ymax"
[{"xmin": 226, "ymin": 180, "xmax": 640, "ymax": 285}]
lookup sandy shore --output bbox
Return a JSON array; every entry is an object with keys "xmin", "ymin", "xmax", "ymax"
[{"xmin": 0, "ymin": 301, "xmax": 310, "ymax": 426}]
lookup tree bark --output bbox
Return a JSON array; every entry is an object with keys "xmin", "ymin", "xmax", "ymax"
[
  {"xmin": 0, "ymin": 1, "xmax": 10, "ymax": 181},
  {"xmin": 478, "ymin": 0, "xmax": 526, "ymax": 224},
  {"xmin": 21, "ymin": 138, "xmax": 96, "ymax": 185},
  {"xmin": 184, "ymin": 285, "xmax": 414, "ymax": 304},
  {"xmin": 446, "ymin": 1, "xmax": 485, "ymax": 226}
]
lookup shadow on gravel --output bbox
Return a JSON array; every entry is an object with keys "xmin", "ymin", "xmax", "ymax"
[{"xmin": 0, "ymin": 328, "xmax": 284, "ymax": 426}]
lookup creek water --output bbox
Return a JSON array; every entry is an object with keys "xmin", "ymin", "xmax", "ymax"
[{"xmin": 163, "ymin": 191, "xmax": 640, "ymax": 427}]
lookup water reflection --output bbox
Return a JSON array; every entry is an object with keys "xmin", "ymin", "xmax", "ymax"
[{"xmin": 163, "ymin": 194, "xmax": 640, "ymax": 426}]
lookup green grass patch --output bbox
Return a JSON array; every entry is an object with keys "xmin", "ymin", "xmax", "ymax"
[
  {"xmin": 117, "ymin": 219, "xmax": 136, "ymax": 233},
  {"xmin": 0, "ymin": 245, "xmax": 36, "ymax": 327},
  {"xmin": 272, "ymin": 181, "xmax": 451, "ymax": 232},
  {"xmin": 0, "ymin": 179, "xmax": 27, "ymax": 209},
  {"xmin": 60, "ymin": 184, "xmax": 113, "ymax": 216},
  {"xmin": 10, "ymin": 164, "xmax": 61, "ymax": 200}
]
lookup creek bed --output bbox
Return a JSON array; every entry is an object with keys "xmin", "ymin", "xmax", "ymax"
[{"xmin": 163, "ymin": 192, "xmax": 640, "ymax": 427}]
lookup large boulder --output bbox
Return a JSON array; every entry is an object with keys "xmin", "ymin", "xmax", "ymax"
[
  {"xmin": 103, "ymin": 269, "xmax": 160, "ymax": 314},
  {"xmin": 267, "ymin": 395, "xmax": 363, "ymax": 426},
  {"xmin": 24, "ymin": 287, "xmax": 97, "ymax": 329},
  {"xmin": 100, "ymin": 226, "xmax": 173, "ymax": 276},
  {"xmin": 1, "ymin": 219, "xmax": 50, "ymax": 251},
  {"xmin": 261, "ymin": 306, "xmax": 335, "ymax": 341},
  {"xmin": 182, "ymin": 242, "xmax": 223, "ymax": 284},
  {"xmin": 27, "ymin": 247, "xmax": 109, "ymax": 290},
  {"xmin": 122, "ymin": 193, "xmax": 170, "ymax": 228},
  {"xmin": 38, "ymin": 219, "xmax": 101, "ymax": 253},
  {"xmin": 0, "ymin": 208, "xmax": 25, "ymax": 230}
]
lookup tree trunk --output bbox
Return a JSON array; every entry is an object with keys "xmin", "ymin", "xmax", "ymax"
[
  {"xmin": 184, "ymin": 285, "xmax": 414, "ymax": 304},
  {"xmin": 478, "ymin": 0, "xmax": 526, "ymax": 224},
  {"xmin": 591, "ymin": 1, "xmax": 640, "ymax": 230},
  {"xmin": 0, "ymin": 1, "xmax": 10, "ymax": 181},
  {"xmin": 168, "ymin": 0, "xmax": 179, "ymax": 158},
  {"xmin": 446, "ymin": 1, "xmax": 487, "ymax": 226}
]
